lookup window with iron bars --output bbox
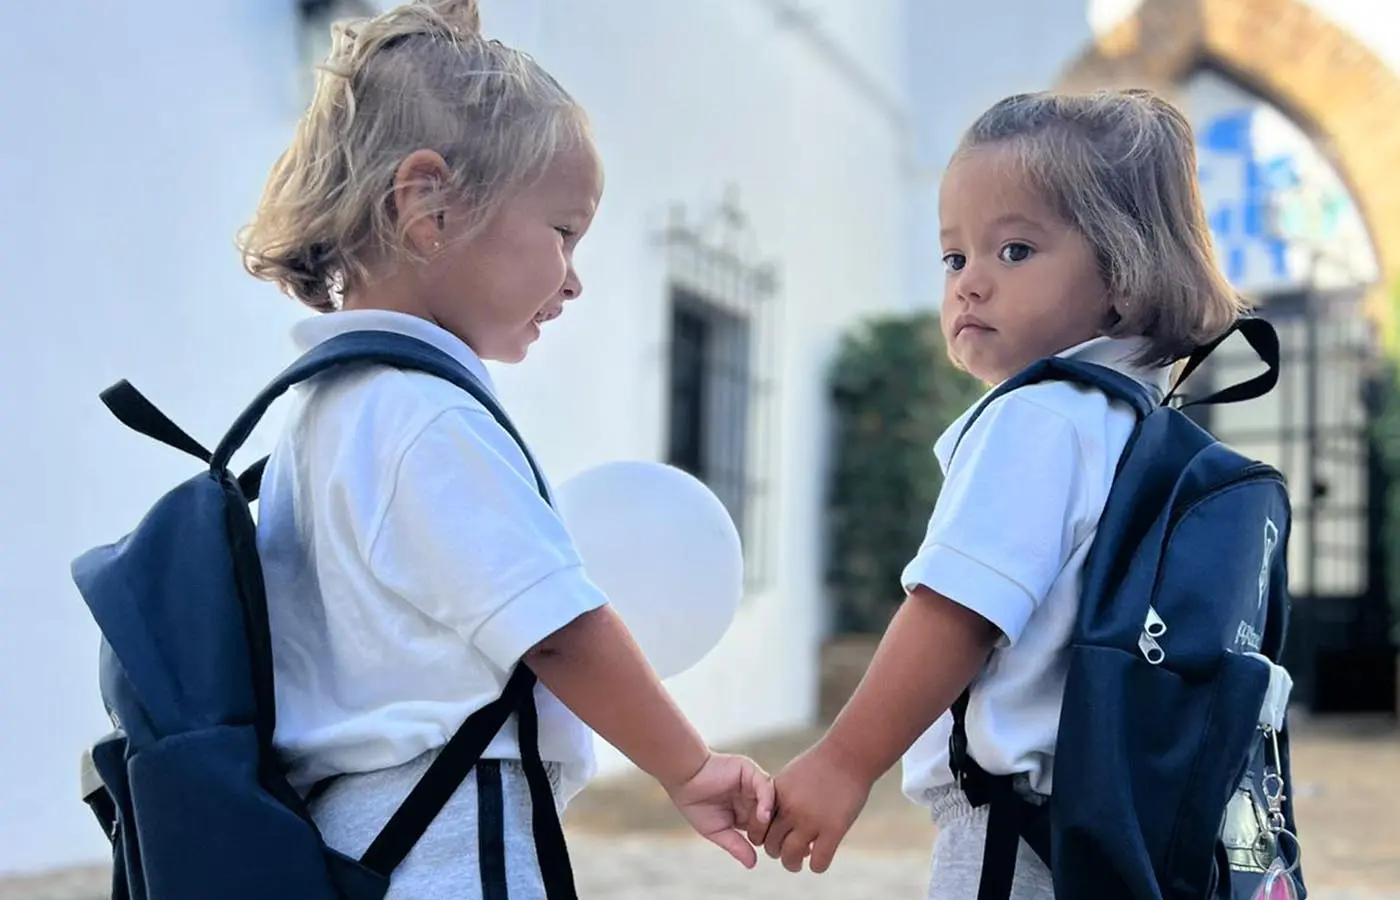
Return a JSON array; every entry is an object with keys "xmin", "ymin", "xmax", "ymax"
[{"xmin": 660, "ymin": 190, "xmax": 780, "ymax": 592}]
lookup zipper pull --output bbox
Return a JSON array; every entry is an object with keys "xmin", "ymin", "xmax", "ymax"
[
  {"xmin": 1138, "ymin": 605, "xmax": 1167, "ymax": 664},
  {"xmin": 1145, "ymin": 605, "xmax": 1167, "ymax": 638},
  {"xmin": 1138, "ymin": 631, "xmax": 1165, "ymax": 664}
]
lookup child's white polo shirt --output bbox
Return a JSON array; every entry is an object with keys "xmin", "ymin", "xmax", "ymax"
[
  {"xmin": 256, "ymin": 310, "xmax": 607, "ymax": 805},
  {"xmin": 900, "ymin": 336, "xmax": 1170, "ymax": 803}
]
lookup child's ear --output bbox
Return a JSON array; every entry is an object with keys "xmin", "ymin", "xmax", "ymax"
[
  {"xmin": 391, "ymin": 149, "xmax": 451, "ymax": 256},
  {"xmin": 1100, "ymin": 293, "xmax": 1124, "ymax": 332}
]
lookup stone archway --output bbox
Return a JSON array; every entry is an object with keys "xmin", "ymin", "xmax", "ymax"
[{"xmin": 1058, "ymin": 0, "xmax": 1400, "ymax": 333}]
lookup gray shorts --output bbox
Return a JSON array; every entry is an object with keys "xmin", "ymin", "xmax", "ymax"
[
  {"xmin": 925, "ymin": 782, "xmax": 1056, "ymax": 900},
  {"xmin": 309, "ymin": 751, "xmax": 563, "ymax": 900}
]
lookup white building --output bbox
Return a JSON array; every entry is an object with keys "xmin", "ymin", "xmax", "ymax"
[
  {"xmin": 2, "ymin": 0, "xmax": 1397, "ymax": 879},
  {"xmin": 0, "ymin": 0, "xmax": 910, "ymax": 876}
]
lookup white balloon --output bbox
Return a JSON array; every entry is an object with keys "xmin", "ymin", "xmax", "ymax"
[{"xmin": 554, "ymin": 461, "xmax": 744, "ymax": 679}]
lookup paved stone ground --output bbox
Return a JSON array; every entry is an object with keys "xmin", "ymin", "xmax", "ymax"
[
  {"xmin": 2, "ymin": 835, "xmax": 1394, "ymax": 900},
  {"xmin": 565, "ymin": 711, "xmax": 1400, "ymax": 899},
  {"xmin": 3, "ymin": 714, "xmax": 1395, "ymax": 899},
  {"xmin": 571, "ymin": 833, "xmax": 1400, "ymax": 900},
  {"xmin": 0, "ymin": 838, "xmax": 928, "ymax": 900}
]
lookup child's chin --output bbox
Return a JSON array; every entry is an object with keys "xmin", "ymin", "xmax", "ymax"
[
  {"xmin": 502, "ymin": 339, "xmax": 535, "ymax": 365},
  {"xmin": 480, "ymin": 330, "xmax": 537, "ymax": 365}
]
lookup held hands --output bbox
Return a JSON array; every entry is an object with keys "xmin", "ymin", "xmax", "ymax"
[
  {"xmin": 667, "ymin": 740, "xmax": 873, "ymax": 873},
  {"xmin": 667, "ymin": 752, "xmax": 776, "ymax": 868},
  {"xmin": 747, "ymin": 739, "xmax": 874, "ymax": 874}
]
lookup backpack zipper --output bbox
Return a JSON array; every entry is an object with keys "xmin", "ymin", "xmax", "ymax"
[
  {"xmin": 1136, "ymin": 464, "xmax": 1285, "ymax": 666},
  {"xmin": 1138, "ymin": 605, "xmax": 1167, "ymax": 664}
]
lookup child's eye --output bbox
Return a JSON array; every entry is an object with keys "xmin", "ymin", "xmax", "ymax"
[
  {"xmin": 554, "ymin": 226, "xmax": 575, "ymax": 239},
  {"xmin": 999, "ymin": 242, "xmax": 1034, "ymax": 263},
  {"xmin": 942, "ymin": 252, "xmax": 966, "ymax": 273}
]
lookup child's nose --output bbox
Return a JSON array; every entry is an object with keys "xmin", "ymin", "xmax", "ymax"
[
  {"xmin": 956, "ymin": 266, "xmax": 991, "ymax": 303},
  {"xmin": 561, "ymin": 267, "xmax": 582, "ymax": 300}
]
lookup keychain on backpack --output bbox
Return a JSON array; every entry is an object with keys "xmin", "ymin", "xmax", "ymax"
[
  {"xmin": 1250, "ymin": 723, "xmax": 1302, "ymax": 900},
  {"xmin": 1247, "ymin": 651, "xmax": 1303, "ymax": 900}
]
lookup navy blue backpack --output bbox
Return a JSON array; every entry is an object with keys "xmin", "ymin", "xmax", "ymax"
[
  {"xmin": 948, "ymin": 318, "xmax": 1306, "ymax": 900},
  {"xmin": 73, "ymin": 331, "xmax": 577, "ymax": 899}
]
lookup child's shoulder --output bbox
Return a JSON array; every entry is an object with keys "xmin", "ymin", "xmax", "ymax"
[
  {"xmin": 306, "ymin": 363, "xmax": 497, "ymax": 451},
  {"xmin": 991, "ymin": 378, "xmax": 1125, "ymax": 422},
  {"xmin": 940, "ymin": 379, "xmax": 1136, "ymax": 472},
  {"xmin": 957, "ymin": 378, "xmax": 1116, "ymax": 438}
]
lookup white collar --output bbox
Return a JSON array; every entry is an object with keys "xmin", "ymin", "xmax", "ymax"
[
  {"xmin": 1054, "ymin": 335, "xmax": 1171, "ymax": 396},
  {"xmin": 290, "ymin": 309, "xmax": 498, "ymax": 396},
  {"xmin": 932, "ymin": 336, "xmax": 1171, "ymax": 470}
]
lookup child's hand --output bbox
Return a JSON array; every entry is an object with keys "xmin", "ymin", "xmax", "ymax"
[
  {"xmin": 666, "ymin": 752, "xmax": 776, "ymax": 868},
  {"xmin": 755, "ymin": 740, "xmax": 872, "ymax": 873}
]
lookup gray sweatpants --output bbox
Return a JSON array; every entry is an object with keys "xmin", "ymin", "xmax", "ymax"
[
  {"xmin": 309, "ymin": 751, "xmax": 562, "ymax": 899},
  {"xmin": 925, "ymin": 782, "xmax": 1056, "ymax": 900}
]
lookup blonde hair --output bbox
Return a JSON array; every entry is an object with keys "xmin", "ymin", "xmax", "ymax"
[
  {"xmin": 238, "ymin": 0, "xmax": 590, "ymax": 311},
  {"xmin": 953, "ymin": 88, "xmax": 1245, "ymax": 366}
]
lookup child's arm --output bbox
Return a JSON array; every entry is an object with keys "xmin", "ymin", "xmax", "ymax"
[
  {"xmin": 758, "ymin": 586, "xmax": 998, "ymax": 872},
  {"xmin": 367, "ymin": 405, "xmax": 772, "ymax": 865},
  {"xmin": 808, "ymin": 584, "xmax": 998, "ymax": 785},
  {"xmin": 526, "ymin": 605, "xmax": 709, "ymax": 787},
  {"xmin": 758, "ymin": 393, "xmax": 1085, "ymax": 872},
  {"xmin": 526, "ymin": 606, "xmax": 773, "ymax": 865}
]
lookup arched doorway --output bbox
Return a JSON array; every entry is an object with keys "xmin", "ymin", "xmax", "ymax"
[{"xmin": 1059, "ymin": 0, "xmax": 1400, "ymax": 714}]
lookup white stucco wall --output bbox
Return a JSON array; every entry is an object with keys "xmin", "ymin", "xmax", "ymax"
[
  {"xmin": 476, "ymin": 0, "xmax": 911, "ymax": 776},
  {"xmin": 903, "ymin": 0, "xmax": 1097, "ymax": 309},
  {"xmin": 0, "ymin": 1, "xmax": 317, "ymax": 875}
]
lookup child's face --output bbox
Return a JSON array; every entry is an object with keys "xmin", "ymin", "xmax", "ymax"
[
  {"xmin": 429, "ymin": 140, "xmax": 604, "ymax": 363},
  {"xmin": 938, "ymin": 146, "xmax": 1111, "ymax": 385}
]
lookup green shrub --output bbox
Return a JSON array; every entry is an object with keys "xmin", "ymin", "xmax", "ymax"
[
  {"xmin": 1373, "ymin": 317, "xmax": 1400, "ymax": 645},
  {"xmin": 824, "ymin": 311, "xmax": 983, "ymax": 634}
]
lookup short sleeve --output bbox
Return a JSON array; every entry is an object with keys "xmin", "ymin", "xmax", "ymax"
[
  {"xmin": 900, "ymin": 395, "xmax": 1085, "ymax": 647},
  {"xmin": 367, "ymin": 406, "xmax": 608, "ymax": 671}
]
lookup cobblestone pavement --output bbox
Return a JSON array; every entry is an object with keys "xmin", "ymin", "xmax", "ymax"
[
  {"xmin": 2, "ymin": 834, "xmax": 1395, "ymax": 900},
  {"xmin": 571, "ymin": 834, "xmax": 1397, "ymax": 900},
  {"xmin": 0, "ymin": 840, "xmax": 925, "ymax": 900},
  {"xmin": 566, "ymin": 712, "xmax": 1400, "ymax": 898},
  {"xmin": 3, "ymin": 715, "xmax": 1395, "ymax": 899}
]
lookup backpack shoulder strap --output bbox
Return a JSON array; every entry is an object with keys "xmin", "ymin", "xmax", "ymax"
[
  {"xmin": 943, "ymin": 355, "xmax": 1161, "ymax": 894},
  {"xmin": 99, "ymin": 380, "xmax": 214, "ymax": 462},
  {"xmin": 219, "ymin": 329, "xmax": 572, "ymax": 892},
  {"xmin": 948, "ymin": 315, "xmax": 1283, "ymax": 464},
  {"xmin": 211, "ymin": 329, "xmax": 548, "ymax": 501},
  {"xmin": 1164, "ymin": 315, "xmax": 1281, "ymax": 409},
  {"xmin": 949, "ymin": 357, "xmax": 1157, "ymax": 464}
]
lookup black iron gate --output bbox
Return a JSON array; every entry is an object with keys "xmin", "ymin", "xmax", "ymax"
[{"xmin": 1187, "ymin": 289, "xmax": 1396, "ymax": 713}]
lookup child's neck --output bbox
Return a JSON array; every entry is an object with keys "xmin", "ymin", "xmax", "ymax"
[{"xmin": 340, "ymin": 269, "xmax": 431, "ymax": 321}]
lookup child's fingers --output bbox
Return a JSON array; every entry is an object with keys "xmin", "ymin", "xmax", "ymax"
[
  {"xmin": 744, "ymin": 816, "xmax": 771, "ymax": 847},
  {"xmin": 779, "ymin": 827, "xmax": 815, "ymax": 873},
  {"xmin": 748, "ymin": 763, "xmax": 776, "ymax": 826},
  {"xmin": 708, "ymin": 828, "xmax": 759, "ymax": 869},
  {"xmin": 809, "ymin": 831, "xmax": 843, "ymax": 874},
  {"xmin": 743, "ymin": 776, "xmax": 774, "ymax": 844},
  {"xmin": 762, "ymin": 816, "xmax": 792, "ymax": 860}
]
